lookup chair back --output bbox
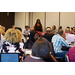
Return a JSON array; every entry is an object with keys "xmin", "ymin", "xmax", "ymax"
[
  {"xmin": 1, "ymin": 53, "xmax": 19, "ymax": 62},
  {"xmin": 49, "ymin": 42, "xmax": 55, "ymax": 57}
]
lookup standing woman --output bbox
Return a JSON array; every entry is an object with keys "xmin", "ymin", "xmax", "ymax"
[
  {"xmin": 36, "ymin": 19, "xmax": 42, "ymax": 25},
  {"xmin": 29, "ymin": 19, "xmax": 43, "ymax": 43}
]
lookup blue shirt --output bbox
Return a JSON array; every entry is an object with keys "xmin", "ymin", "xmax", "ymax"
[{"xmin": 52, "ymin": 34, "xmax": 68, "ymax": 53}]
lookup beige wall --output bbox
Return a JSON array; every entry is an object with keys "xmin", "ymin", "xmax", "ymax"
[
  {"xmin": 33, "ymin": 12, "xmax": 45, "ymax": 31},
  {"xmin": 15, "ymin": 12, "xmax": 29, "ymax": 30},
  {"xmin": 15, "ymin": 12, "xmax": 75, "ymax": 31},
  {"xmin": 25, "ymin": 12, "xmax": 29, "ymax": 25},
  {"xmin": 60, "ymin": 12, "xmax": 74, "ymax": 31},
  {"xmin": 46, "ymin": 12, "xmax": 59, "ymax": 29}
]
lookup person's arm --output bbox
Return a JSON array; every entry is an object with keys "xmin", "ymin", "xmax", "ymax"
[
  {"xmin": 61, "ymin": 37, "xmax": 69, "ymax": 46},
  {"xmin": 62, "ymin": 33, "xmax": 66, "ymax": 40},
  {"xmin": 50, "ymin": 55, "xmax": 58, "ymax": 62}
]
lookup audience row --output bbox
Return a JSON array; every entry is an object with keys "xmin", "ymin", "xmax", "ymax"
[{"xmin": 0, "ymin": 19, "xmax": 75, "ymax": 62}]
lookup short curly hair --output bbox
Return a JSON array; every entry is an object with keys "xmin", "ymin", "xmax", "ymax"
[{"xmin": 5, "ymin": 28, "xmax": 22, "ymax": 44}]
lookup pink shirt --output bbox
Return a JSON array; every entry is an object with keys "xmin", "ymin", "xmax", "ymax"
[{"xmin": 67, "ymin": 46, "xmax": 75, "ymax": 62}]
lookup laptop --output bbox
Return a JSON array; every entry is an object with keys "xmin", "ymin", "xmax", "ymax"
[{"xmin": 1, "ymin": 53, "xmax": 19, "ymax": 62}]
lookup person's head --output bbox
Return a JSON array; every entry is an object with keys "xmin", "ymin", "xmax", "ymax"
[
  {"xmin": 67, "ymin": 27, "xmax": 70, "ymax": 29},
  {"xmin": 0, "ymin": 25, "xmax": 5, "ymax": 32},
  {"xmin": 5, "ymin": 28, "xmax": 22, "ymax": 44},
  {"xmin": 32, "ymin": 37, "xmax": 51, "ymax": 59},
  {"xmin": 65, "ymin": 28, "xmax": 70, "ymax": 33},
  {"xmin": 45, "ymin": 27, "xmax": 51, "ymax": 34},
  {"xmin": 36, "ymin": 19, "xmax": 41, "ymax": 23},
  {"xmin": 52, "ymin": 25, "xmax": 56, "ymax": 30},
  {"xmin": 15, "ymin": 27, "xmax": 22, "ymax": 32},
  {"xmin": 12, "ymin": 25, "xmax": 16, "ymax": 29},
  {"xmin": 59, "ymin": 26, "xmax": 62, "ymax": 29},
  {"xmin": 34, "ymin": 23, "xmax": 43, "ymax": 32},
  {"xmin": 25, "ymin": 26, "xmax": 29, "ymax": 31},
  {"xmin": 72, "ymin": 27, "xmax": 75, "ymax": 34},
  {"xmin": 71, "ymin": 27, "xmax": 73, "ymax": 34},
  {"xmin": 58, "ymin": 29, "xmax": 63, "ymax": 36}
]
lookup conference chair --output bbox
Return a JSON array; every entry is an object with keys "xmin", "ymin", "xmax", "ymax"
[
  {"xmin": 1, "ymin": 53, "xmax": 19, "ymax": 62},
  {"xmin": 65, "ymin": 54, "xmax": 69, "ymax": 62},
  {"xmin": 49, "ymin": 42, "xmax": 65, "ymax": 62}
]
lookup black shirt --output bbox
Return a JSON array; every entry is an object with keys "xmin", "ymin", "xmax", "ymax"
[{"xmin": 42, "ymin": 33, "xmax": 54, "ymax": 42}]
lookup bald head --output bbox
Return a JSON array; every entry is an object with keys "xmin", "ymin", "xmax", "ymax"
[
  {"xmin": 58, "ymin": 29, "xmax": 63, "ymax": 35},
  {"xmin": 65, "ymin": 28, "xmax": 70, "ymax": 33}
]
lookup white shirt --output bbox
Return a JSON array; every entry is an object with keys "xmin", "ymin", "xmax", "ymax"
[
  {"xmin": 30, "ymin": 55, "xmax": 42, "ymax": 59},
  {"xmin": 22, "ymin": 29, "xmax": 30, "ymax": 35},
  {"xmin": 0, "ymin": 35, "xmax": 5, "ymax": 46},
  {"xmin": 65, "ymin": 33, "xmax": 75, "ymax": 43}
]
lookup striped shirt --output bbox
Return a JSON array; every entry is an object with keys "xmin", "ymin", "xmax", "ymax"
[{"xmin": 52, "ymin": 34, "xmax": 68, "ymax": 53}]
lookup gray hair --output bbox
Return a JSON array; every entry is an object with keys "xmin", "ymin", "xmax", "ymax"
[{"xmin": 32, "ymin": 37, "xmax": 51, "ymax": 58}]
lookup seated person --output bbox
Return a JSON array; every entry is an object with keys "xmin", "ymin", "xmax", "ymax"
[
  {"xmin": 0, "ymin": 25, "xmax": 5, "ymax": 36},
  {"xmin": 43, "ymin": 27, "xmax": 51, "ymax": 35},
  {"xmin": 71, "ymin": 27, "xmax": 73, "ymax": 34},
  {"xmin": 24, "ymin": 37, "xmax": 57, "ymax": 62},
  {"xmin": 59, "ymin": 26, "xmax": 62, "ymax": 29},
  {"xmin": 12, "ymin": 25, "xmax": 16, "ymax": 29},
  {"xmin": 52, "ymin": 25, "xmax": 57, "ymax": 34},
  {"xmin": 65, "ymin": 28, "xmax": 75, "ymax": 43},
  {"xmin": 24, "ymin": 39, "xmax": 33, "ymax": 49},
  {"xmin": 0, "ymin": 25, "xmax": 5, "ymax": 32},
  {"xmin": 52, "ymin": 29, "xmax": 69, "ymax": 58},
  {"xmin": 0, "ymin": 28, "xmax": 5, "ymax": 47},
  {"xmin": 1, "ymin": 28, "xmax": 24, "ymax": 62},
  {"xmin": 64, "ymin": 27, "xmax": 71, "ymax": 34},
  {"xmin": 22, "ymin": 26, "xmax": 30, "ymax": 37},
  {"xmin": 72, "ymin": 27, "xmax": 75, "ymax": 35},
  {"xmin": 42, "ymin": 27, "xmax": 54, "ymax": 42},
  {"xmin": 66, "ymin": 46, "xmax": 75, "ymax": 62}
]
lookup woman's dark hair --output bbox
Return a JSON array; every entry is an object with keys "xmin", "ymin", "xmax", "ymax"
[
  {"xmin": 15, "ymin": 27, "xmax": 22, "ymax": 32},
  {"xmin": 36, "ymin": 19, "xmax": 42, "ymax": 25},
  {"xmin": 59, "ymin": 26, "xmax": 62, "ymax": 29},
  {"xmin": 53, "ymin": 25, "xmax": 56, "ymax": 30},
  {"xmin": 67, "ymin": 27, "xmax": 70, "ymax": 29},
  {"xmin": 34, "ymin": 23, "xmax": 43, "ymax": 32},
  {"xmin": 25, "ymin": 26, "xmax": 29, "ymax": 28}
]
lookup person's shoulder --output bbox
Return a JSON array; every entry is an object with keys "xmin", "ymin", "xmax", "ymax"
[{"xmin": 19, "ymin": 42, "xmax": 24, "ymax": 45}]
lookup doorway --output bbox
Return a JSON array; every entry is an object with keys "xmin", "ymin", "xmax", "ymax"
[{"xmin": 0, "ymin": 12, "xmax": 15, "ymax": 31}]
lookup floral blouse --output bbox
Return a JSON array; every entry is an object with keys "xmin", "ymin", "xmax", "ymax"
[{"xmin": 1, "ymin": 41, "xmax": 24, "ymax": 62}]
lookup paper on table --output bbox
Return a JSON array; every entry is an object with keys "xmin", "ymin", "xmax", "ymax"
[{"xmin": 25, "ymin": 49, "xmax": 32, "ymax": 55}]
